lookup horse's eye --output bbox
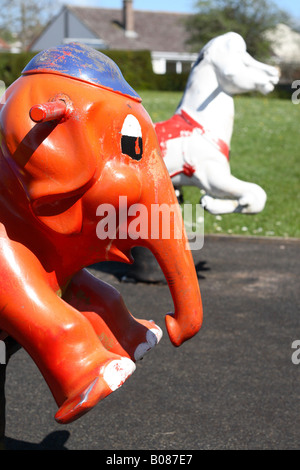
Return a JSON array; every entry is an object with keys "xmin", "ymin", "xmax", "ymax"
[{"xmin": 121, "ymin": 114, "xmax": 143, "ymax": 161}]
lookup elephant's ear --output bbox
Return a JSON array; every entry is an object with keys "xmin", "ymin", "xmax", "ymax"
[
  {"xmin": 31, "ymin": 181, "xmax": 92, "ymax": 235},
  {"xmin": 19, "ymin": 112, "xmax": 97, "ymax": 235}
]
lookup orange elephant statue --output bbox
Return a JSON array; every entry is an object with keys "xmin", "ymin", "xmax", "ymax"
[{"xmin": 0, "ymin": 43, "xmax": 202, "ymax": 424}]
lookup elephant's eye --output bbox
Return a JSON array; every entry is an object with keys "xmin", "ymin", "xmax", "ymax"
[{"xmin": 121, "ymin": 114, "xmax": 143, "ymax": 161}]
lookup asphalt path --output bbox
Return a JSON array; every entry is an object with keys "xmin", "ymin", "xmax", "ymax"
[{"xmin": 2, "ymin": 235, "xmax": 300, "ymax": 450}]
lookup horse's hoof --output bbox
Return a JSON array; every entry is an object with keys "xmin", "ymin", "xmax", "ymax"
[{"xmin": 200, "ymin": 195, "xmax": 208, "ymax": 210}]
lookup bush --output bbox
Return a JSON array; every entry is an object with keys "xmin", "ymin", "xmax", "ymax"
[
  {"xmin": 0, "ymin": 49, "xmax": 298, "ymax": 96},
  {"xmin": 0, "ymin": 49, "xmax": 188, "ymax": 92},
  {"xmin": 0, "ymin": 49, "xmax": 158, "ymax": 90},
  {"xmin": 102, "ymin": 49, "xmax": 156, "ymax": 90},
  {"xmin": 154, "ymin": 72, "xmax": 189, "ymax": 91},
  {"xmin": 0, "ymin": 51, "xmax": 36, "ymax": 87}
]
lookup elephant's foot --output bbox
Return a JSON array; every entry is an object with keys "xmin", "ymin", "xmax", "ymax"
[
  {"xmin": 133, "ymin": 320, "xmax": 163, "ymax": 361},
  {"xmin": 54, "ymin": 357, "xmax": 135, "ymax": 424},
  {"xmin": 64, "ymin": 270, "xmax": 162, "ymax": 362},
  {"xmin": 81, "ymin": 311, "xmax": 162, "ymax": 362}
]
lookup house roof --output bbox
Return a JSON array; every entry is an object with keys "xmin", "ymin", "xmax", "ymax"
[{"xmin": 68, "ymin": 6, "xmax": 192, "ymax": 53}]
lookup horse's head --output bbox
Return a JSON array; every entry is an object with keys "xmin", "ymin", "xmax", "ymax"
[{"xmin": 203, "ymin": 32, "xmax": 279, "ymax": 95}]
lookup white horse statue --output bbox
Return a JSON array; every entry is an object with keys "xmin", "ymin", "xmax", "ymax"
[{"xmin": 155, "ymin": 32, "xmax": 280, "ymax": 214}]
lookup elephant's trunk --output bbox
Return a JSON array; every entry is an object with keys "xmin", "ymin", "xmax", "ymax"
[{"xmin": 143, "ymin": 205, "xmax": 203, "ymax": 347}]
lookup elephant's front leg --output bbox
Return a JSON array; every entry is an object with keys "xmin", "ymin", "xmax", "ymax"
[
  {"xmin": 63, "ymin": 269, "xmax": 162, "ymax": 361},
  {"xmin": 200, "ymin": 160, "xmax": 267, "ymax": 214},
  {"xmin": 0, "ymin": 234, "xmax": 136, "ymax": 424}
]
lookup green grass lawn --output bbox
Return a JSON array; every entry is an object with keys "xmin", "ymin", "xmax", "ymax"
[{"xmin": 138, "ymin": 90, "xmax": 300, "ymax": 239}]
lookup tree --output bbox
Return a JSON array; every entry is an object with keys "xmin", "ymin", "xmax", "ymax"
[
  {"xmin": 0, "ymin": 0, "xmax": 59, "ymax": 51},
  {"xmin": 185, "ymin": 0, "xmax": 290, "ymax": 59}
]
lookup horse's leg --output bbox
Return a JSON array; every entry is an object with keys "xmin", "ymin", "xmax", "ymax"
[{"xmin": 200, "ymin": 160, "xmax": 267, "ymax": 214}]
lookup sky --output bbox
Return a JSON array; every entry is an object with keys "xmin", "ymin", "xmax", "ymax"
[{"xmin": 65, "ymin": 0, "xmax": 299, "ymax": 20}]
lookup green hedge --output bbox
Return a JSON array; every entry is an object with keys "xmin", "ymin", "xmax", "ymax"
[
  {"xmin": 0, "ymin": 49, "xmax": 295, "ymax": 96},
  {"xmin": 103, "ymin": 49, "xmax": 155, "ymax": 90},
  {"xmin": 103, "ymin": 50, "xmax": 189, "ymax": 91},
  {"xmin": 0, "ymin": 49, "xmax": 291, "ymax": 96},
  {"xmin": 0, "ymin": 49, "xmax": 187, "ymax": 91},
  {"xmin": 154, "ymin": 72, "xmax": 189, "ymax": 91},
  {"xmin": 0, "ymin": 51, "xmax": 36, "ymax": 87}
]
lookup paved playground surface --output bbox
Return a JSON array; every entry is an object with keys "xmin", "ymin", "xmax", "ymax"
[{"xmin": 3, "ymin": 235, "xmax": 300, "ymax": 450}]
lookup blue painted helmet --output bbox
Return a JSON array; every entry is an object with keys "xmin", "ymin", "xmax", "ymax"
[{"xmin": 22, "ymin": 42, "xmax": 141, "ymax": 101}]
